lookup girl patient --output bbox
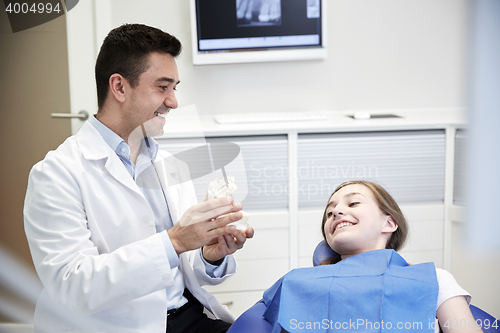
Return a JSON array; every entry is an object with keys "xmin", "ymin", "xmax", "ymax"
[{"xmin": 229, "ymin": 180, "xmax": 482, "ymax": 333}]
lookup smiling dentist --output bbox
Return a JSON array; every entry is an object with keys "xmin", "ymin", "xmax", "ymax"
[{"xmin": 24, "ymin": 24, "xmax": 254, "ymax": 333}]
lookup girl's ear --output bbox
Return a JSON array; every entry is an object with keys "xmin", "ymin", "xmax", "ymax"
[{"xmin": 382, "ymin": 216, "xmax": 398, "ymax": 233}]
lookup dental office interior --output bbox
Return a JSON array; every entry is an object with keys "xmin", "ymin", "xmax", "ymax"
[{"xmin": 1, "ymin": 0, "xmax": 499, "ymax": 330}]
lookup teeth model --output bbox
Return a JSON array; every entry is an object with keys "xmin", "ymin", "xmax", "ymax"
[
  {"xmin": 230, "ymin": 211, "xmax": 250, "ymax": 231},
  {"xmin": 217, "ymin": 211, "xmax": 250, "ymax": 231},
  {"xmin": 208, "ymin": 176, "xmax": 250, "ymax": 231},
  {"xmin": 208, "ymin": 176, "xmax": 237, "ymax": 199}
]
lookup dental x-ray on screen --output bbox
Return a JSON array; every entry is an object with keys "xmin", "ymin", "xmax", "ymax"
[{"xmin": 190, "ymin": 0, "xmax": 327, "ymax": 65}]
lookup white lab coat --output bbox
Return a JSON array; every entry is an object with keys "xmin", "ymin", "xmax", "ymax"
[{"xmin": 24, "ymin": 122, "xmax": 236, "ymax": 333}]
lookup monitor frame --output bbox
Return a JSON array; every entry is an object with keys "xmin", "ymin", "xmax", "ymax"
[{"xmin": 189, "ymin": 0, "xmax": 327, "ymax": 65}]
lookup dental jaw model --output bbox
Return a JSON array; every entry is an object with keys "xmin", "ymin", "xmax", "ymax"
[{"xmin": 208, "ymin": 176, "xmax": 250, "ymax": 231}]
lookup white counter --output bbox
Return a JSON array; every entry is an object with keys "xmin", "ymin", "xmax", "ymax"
[{"xmin": 159, "ymin": 108, "xmax": 467, "ymax": 138}]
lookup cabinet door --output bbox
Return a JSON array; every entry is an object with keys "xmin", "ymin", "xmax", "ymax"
[
  {"xmin": 297, "ymin": 130, "xmax": 446, "ymax": 208},
  {"xmin": 158, "ymin": 135, "xmax": 289, "ymax": 210}
]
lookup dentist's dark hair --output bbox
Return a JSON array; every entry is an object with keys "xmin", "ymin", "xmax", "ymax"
[
  {"xmin": 95, "ymin": 23, "xmax": 182, "ymax": 109},
  {"xmin": 320, "ymin": 180, "xmax": 408, "ymax": 265}
]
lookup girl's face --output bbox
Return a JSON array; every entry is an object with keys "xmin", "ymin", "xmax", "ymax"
[{"xmin": 323, "ymin": 184, "xmax": 397, "ymax": 259}]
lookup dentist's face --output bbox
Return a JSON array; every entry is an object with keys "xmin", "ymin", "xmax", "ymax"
[
  {"xmin": 323, "ymin": 184, "xmax": 394, "ymax": 258},
  {"xmin": 125, "ymin": 52, "xmax": 179, "ymax": 139}
]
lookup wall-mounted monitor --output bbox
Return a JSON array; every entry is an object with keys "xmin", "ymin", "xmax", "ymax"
[{"xmin": 190, "ymin": 0, "xmax": 327, "ymax": 65}]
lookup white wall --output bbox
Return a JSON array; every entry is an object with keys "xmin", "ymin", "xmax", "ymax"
[{"xmin": 108, "ymin": 0, "xmax": 470, "ymax": 115}]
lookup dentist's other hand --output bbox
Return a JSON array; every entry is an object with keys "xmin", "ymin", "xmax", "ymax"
[
  {"xmin": 202, "ymin": 226, "xmax": 254, "ymax": 263},
  {"xmin": 168, "ymin": 196, "xmax": 243, "ymax": 255}
]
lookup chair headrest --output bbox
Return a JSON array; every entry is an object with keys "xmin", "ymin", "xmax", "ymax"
[{"xmin": 313, "ymin": 240, "xmax": 340, "ymax": 266}]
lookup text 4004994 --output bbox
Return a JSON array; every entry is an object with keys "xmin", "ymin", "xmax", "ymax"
[{"xmin": 5, "ymin": 2, "xmax": 61, "ymax": 14}]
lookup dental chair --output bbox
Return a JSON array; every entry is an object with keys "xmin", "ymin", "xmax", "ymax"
[{"xmin": 227, "ymin": 241, "xmax": 499, "ymax": 332}]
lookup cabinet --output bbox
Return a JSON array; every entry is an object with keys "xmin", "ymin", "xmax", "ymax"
[{"xmin": 156, "ymin": 108, "xmax": 466, "ymax": 317}]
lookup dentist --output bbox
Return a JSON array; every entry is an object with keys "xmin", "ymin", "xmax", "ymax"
[{"xmin": 24, "ymin": 24, "xmax": 253, "ymax": 333}]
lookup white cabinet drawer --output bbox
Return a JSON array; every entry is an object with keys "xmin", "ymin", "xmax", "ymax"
[
  {"xmin": 233, "ymin": 210, "xmax": 289, "ymax": 260},
  {"xmin": 210, "ymin": 290, "xmax": 265, "ymax": 318},
  {"xmin": 204, "ymin": 258, "xmax": 288, "ymax": 293},
  {"xmin": 400, "ymin": 204, "xmax": 445, "ymax": 252},
  {"xmin": 399, "ymin": 250, "xmax": 444, "ymax": 268},
  {"xmin": 234, "ymin": 227, "xmax": 289, "ymax": 261},
  {"xmin": 243, "ymin": 210, "xmax": 289, "ymax": 229},
  {"xmin": 401, "ymin": 219, "xmax": 444, "ymax": 252},
  {"xmin": 298, "ymin": 225, "xmax": 324, "ymax": 258}
]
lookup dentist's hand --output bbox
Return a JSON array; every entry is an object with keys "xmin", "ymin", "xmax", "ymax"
[
  {"xmin": 202, "ymin": 226, "xmax": 254, "ymax": 263},
  {"xmin": 168, "ymin": 196, "xmax": 243, "ymax": 255}
]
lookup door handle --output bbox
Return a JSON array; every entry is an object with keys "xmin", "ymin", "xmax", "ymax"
[{"xmin": 51, "ymin": 110, "xmax": 89, "ymax": 120}]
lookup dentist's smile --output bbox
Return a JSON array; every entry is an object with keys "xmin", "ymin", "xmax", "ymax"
[{"xmin": 154, "ymin": 111, "xmax": 168, "ymax": 118}]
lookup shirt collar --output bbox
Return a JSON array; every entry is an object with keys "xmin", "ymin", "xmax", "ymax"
[{"xmin": 89, "ymin": 115, "xmax": 159, "ymax": 160}]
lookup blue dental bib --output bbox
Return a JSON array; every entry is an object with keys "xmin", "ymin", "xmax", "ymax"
[{"xmin": 263, "ymin": 249, "xmax": 438, "ymax": 333}]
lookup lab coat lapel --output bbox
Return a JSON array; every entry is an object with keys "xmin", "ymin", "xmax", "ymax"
[
  {"xmin": 76, "ymin": 122, "xmax": 146, "ymax": 199},
  {"xmin": 104, "ymin": 154, "xmax": 145, "ymax": 199},
  {"xmin": 153, "ymin": 156, "xmax": 181, "ymax": 223}
]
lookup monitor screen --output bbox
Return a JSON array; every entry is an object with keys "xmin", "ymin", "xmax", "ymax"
[{"xmin": 190, "ymin": 0, "xmax": 327, "ymax": 65}]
